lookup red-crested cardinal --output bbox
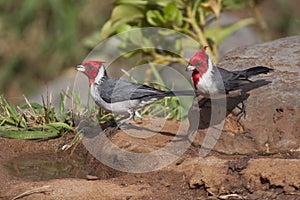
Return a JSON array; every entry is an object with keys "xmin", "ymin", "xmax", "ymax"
[
  {"xmin": 186, "ymin": 46, "xmax": 272, "ymax": 115},
  {"xmin": 76, "ymin": 61, "xmax": 194, "ymax": 126}
]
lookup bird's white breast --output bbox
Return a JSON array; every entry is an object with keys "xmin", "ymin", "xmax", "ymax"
[
  {"xmin": 197, "ymin": 64, "xmax": 219, "ymax": 97},
  {"xmin": 195, "ymin": 60, "xmax": 226, "ymax": 99}
]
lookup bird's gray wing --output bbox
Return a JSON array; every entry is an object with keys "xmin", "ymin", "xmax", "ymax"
[
  {"xmin": 97, "ymin": 78, "xmax": 166, "ymax": 103},
  {"xmin": 215, "ymin": 67, "xmax": 246, "ymax": 92}
]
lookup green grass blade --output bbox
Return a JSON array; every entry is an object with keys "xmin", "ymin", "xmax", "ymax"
[
  {"xmin": 0, "ymin": 125, "xmax": 60, "ymax": 139},
  {"xmin": 72, "ymin": 92, "xmax": 81, "ymax": 106},
  {"xmin": 59, "ymin": 93, "xmax": 67, "ymax": 116},
  {"xmin": 46, "ymin": 122, "xmax": 73, "ymax": 131},
  {"xmin": 21, "ymin": 102, "xmax": 43, "ymax": 110},
  {"xmin": 0, "ymin": 130, "xmax": 60, "ymax": 139},
  {"xmin": 149, "ymin": 62, "xmax": 165, "ymax": 86},
  {"xmin": 2, "ymin": 97, "xmax": 19, "ymax": 118},
  {"xmin": 121, "ymin": 68, "xmax": 138, "ymax": 83}
]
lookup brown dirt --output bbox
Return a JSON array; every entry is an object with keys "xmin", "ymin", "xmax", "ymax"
[{"xmin": 0, "ymin": 118, "xmax": 299, "ymax": 200}]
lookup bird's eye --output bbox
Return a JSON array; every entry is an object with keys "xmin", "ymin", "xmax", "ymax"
[
  {"xmin": 196, "ymin": 61, "xmax": 202, "ymax": 66},
  {"xmin": 86, "ymin": 65, "xmax": 93, "ymax": 70}
]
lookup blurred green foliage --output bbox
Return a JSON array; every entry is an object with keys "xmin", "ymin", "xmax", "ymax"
[
  {"xmin": 94, "ymin": 0, "xmax": 299, "ymax": 64},
  {"xmin": 0, "ymin": 1, "xmax": 111, "ymax": 101},
  {"xmin": 271, "ymin": 0, "xmax": 300, "ymax": 37},
  {"xmin": 0, "ymin": 0, "xmax": 299, "ymax": 103},
  {"xmin": 98, "ymin": 0, "xmax": 258, "ymax": 63}
]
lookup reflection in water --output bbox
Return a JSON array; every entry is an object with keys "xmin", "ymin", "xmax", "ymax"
[{"xmin": 6, "ymin": 153, "xmax": 87, "ymax": 181}]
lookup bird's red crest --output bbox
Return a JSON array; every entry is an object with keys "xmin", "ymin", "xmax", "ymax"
[
  {"xmin": 189, "ymin": 46, "xmax": 208, "ymax": 66},
  {"xmin": 82, "ymin": 60, "xmax": 103, "ymax": 68}
]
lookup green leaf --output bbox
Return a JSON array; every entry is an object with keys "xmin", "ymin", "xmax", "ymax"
[
  {"xmin": 0, "ymin": 122, "xmax": 73, "ymax": 139},
  {"xmin": 114, "ymin": 0, "xmax": 147, "ymax": 7},
  {"xmin": 0, "ymin": 125, "xmax": 61, "ymax": 139},
  {"xmin": 206, "ymin": 18, "xmax": 255, "ymax": 44},
  {"xmin": 117, "ymin": 23, "xmax": 133, "ymax": 34},
  {"xmin": 100, "ymin": 20, "xmax": 121, "ymax": 39},
  {"xmin": 146, "ymin": 10, "xmax": 165, "ymax": 26},
  {"xmin": 175, "ymin": 10, "xmax": 183, "ymax": 26},
  {"xmin": 163, "ymin": 3, "xmax": 183, "ymax": 26},
  {"xmin": 175, "ymin": 39, "xmax": 182, "ymax": 51},
  {"xmin": 0, "ymin": 130, "xmax": 60, "ymax": 139},
  {"xmin": 149, "ymin": 0, "xmax": 184, "ymax": 8},
  {"xmin": 116, "ymin": 24, "xmax": 133, "ymax": 41},
  {"xmin": 128, "ymin": 28, "xmax": 143, "ymax": 46},
  {"xmin": 101, "ymin": 5, "xmax": 144, "ymax": 38},
  {"xmin": 101, "ymin": 20, "xmax": 132, "ymax": 39},
  {"xmin": 164, "ymin": 3, "xmax": 178, "ymax": 21},
  {"xmin": 110, "ymin": 5, "xmax": 144, "ymax": 24},
  {"xmin": 222, "ymin": 0, "xmax": 246, "ymax": 9},
  {"xmin": 46, "ymin": 122, "xmax": 73, "ymax": 131}
]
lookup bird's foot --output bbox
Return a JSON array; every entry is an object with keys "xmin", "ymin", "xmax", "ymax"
[
  {"xmin": 191, "ymin": 98, "xmax": 209, "ymax": 111},
  {"xmin": 133, "ymin": 111, "xmax": 143, "ymax": 124},
  {"xmin": 191, "ymin": 104, "xmax": 201, "ymax": 111},
  {"xmin": 134, "ymin": 111, "xmax": 142, "ymax": 118},
  {"xmin": 104, "ymin": 126, "xmax": 120, "ymax": 137}
]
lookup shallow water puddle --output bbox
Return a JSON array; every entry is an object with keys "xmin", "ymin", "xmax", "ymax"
[{"xmin": 5, "ymin": 152, "xmax": 87, "ymax": 181}]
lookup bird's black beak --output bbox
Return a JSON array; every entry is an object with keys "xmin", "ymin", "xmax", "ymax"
[
  {"xmin": 76, "ymin": 64, "xmax": 85, "ymax": 72},
  {"xmin": 186, "ymin": 63, "xmax": 195, "ymax": 71}
]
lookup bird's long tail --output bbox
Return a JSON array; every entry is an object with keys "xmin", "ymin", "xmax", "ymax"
[
  {"xmin": 241, "ymin": 66, "xmax": 273, "ymax": 78},
  {"xmin": 165, "ymin": 90, "xmax": 196, "ymax": 97}
]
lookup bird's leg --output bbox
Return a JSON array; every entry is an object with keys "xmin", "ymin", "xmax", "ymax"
[
  {"xmin": 191, "ymin": 99, "xmax": 200, "ymax": 111},
  {"xmin": 198, "ymin": 98, "xmax": 209, "ymax": 108},
  {"xmin": 118, "ymin": 111, "xmax": 135, "ymax": 126},
  {"xmin": 103, "ymin": 122, "xmax": 119, "ymax": 137},
  {"xmin": 191, "ymin": 96, "xmax": 209, "ymax": 111},
  {"xmin": 236, "ymin": 100, "xmax": 247, "ymax": 121},
  {"xmin": 103, "ymin": 111, "xmax": 135, "ymax": 136}
]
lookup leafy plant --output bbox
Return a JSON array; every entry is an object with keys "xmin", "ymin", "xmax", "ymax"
[
  {"xmin": 0, "ymin": 93, "xmax": 74, "ymax": 139},
  {"xmin": 0, "ymin": 0, "xmax": 108, "ymax": 99},
  {"xmin": 98, "ymin": 0, "xmax": 261, "ymax": 62}
]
